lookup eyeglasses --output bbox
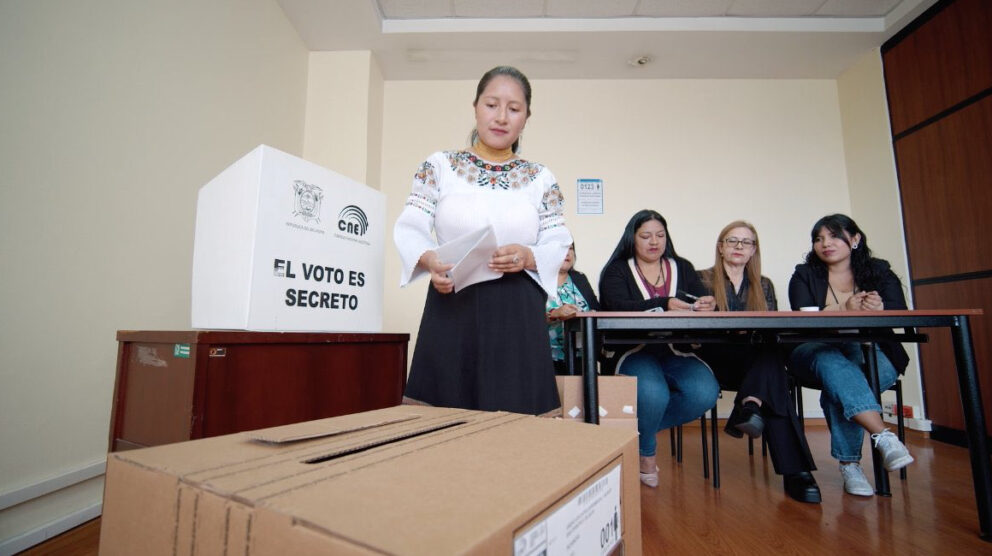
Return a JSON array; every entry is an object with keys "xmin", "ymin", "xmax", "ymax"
[{"xmin": 722, "ymin": 237, "xmax": 756, "ymax": 248}]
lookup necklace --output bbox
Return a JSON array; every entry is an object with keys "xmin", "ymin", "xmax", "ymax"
[
  {"xmin": 472, "ymin": 140, "xmax": 514, "ymax": 163},
  {"xmin": 638, "ymin": 261, "xmax": 664, "ymax": 286},
  {"xmin": 828, "ymin": 270, "xmax": 854, "ymax": 305}
]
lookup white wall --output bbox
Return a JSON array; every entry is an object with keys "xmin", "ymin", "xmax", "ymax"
[
  {"xmin": 837, "ymin": 49, "xmax": 922, "ymax": 419},
  {"xmin": 303, "ymin": 51, "xmax": 384, "ymax": 188},
  {"xmin": 0, "ymin": 0, "xmax": 308, "ymax": 550},
  {"xmin": 381, "ymin": 77, "xmax": 911, "ymax": 416}
]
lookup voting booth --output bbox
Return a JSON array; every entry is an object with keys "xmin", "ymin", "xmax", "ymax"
[{"xmin": 192, "ymin": 145, "xmax": 385, "ymax": 332}]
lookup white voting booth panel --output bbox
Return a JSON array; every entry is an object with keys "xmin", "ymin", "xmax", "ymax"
[{"xmin": 192, "ymin": 145, "xmax": 384, "ymax": 332}]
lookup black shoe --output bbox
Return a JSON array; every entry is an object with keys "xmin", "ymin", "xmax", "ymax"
[
  {"xmin": 730, "ymin": 401, "xmax": 765, "ymax": 438},
  {"xmin": 723, "ymin": 406, "xmax": 744, "ymax": 438},
  {"xmin": 784, "ymin": 472, "xmax": 822, "ymax": 504}
]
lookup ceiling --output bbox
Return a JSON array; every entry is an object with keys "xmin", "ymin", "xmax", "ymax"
[{"xmin": 276, "ymin": 0, "xmax": 938, "ymax": 79}]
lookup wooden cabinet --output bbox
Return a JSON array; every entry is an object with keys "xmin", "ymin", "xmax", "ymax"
[{"xmin": 109, "ymin": 330, "xmax": 408, "ymax": 451}]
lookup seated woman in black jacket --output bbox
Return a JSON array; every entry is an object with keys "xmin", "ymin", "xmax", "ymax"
[
  {"xmin": 545, "ymin": 243, "xmax": 600, "ymax": 375},
  {"xmin": 696, "ymin": 220, "xmax": 820, "ymax": 503},
  {"xmin": 598, "ymin": 209, "xmax": 720, "ymax": 488},
  {"xmin": 787, "ymin": 214, "xmax": 913, "ymax": 497}
]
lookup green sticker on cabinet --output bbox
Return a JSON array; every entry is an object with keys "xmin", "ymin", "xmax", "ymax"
[{"xmin": 173, "ymin": 344, "xmax": 191, "ymax": 358}]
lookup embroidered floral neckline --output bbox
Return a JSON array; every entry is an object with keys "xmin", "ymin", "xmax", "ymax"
[{"xmin": 464, "ymin": 151, "xmax": 524, "ymax": 172}]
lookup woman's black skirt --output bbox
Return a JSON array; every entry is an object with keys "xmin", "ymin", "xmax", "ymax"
[{"xmin": 404, "ymin": 272, "xmax": 560, "ymax": 415}]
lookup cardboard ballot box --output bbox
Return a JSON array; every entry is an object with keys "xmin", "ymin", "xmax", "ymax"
[
  {"xmin": 556, "ymin": 376, "xmax": 638, "ymax": 430},
  {"xmin": 191, "ymin": 145, "xmax": 385, "ymax": 332},
  {"xmin": 99, "ymin": 406, "xmax": 641, "ymax": 556}
]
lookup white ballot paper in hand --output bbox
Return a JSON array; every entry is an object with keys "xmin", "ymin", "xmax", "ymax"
[{"xmin": 434, "ymin": 225, "xmax": 503, "ymax": 292}]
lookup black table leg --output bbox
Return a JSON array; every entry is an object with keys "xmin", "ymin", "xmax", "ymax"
[
  {"xmin": 712, "ymin": 405, "xmax": 720, "ymax": 488},
  {"xmin": 863, "ymin": 343, "xmax": 891, "ymax": 496},
  {"xmin": 564, "ymin": 319, "xmax": 577, "ymax": 376},
  {"xmin": 951, "ymin": 317, "xmax": 992, "ymax": 541},
  {"xmin": 582, "ymin": 317, "xmax": 599, "ymax": 424}
]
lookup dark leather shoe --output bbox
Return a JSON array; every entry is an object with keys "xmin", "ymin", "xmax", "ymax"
[
  {"xmin": 723, "ymin": 406, "xmax": 745, "ymax": 438},
  {"xmin": 784, "ymin": 472, "xmax": 822, "ymax": 504},
  {"xmin": 725, "ymin": 401, "xmax": 764, "ymax": 438}
]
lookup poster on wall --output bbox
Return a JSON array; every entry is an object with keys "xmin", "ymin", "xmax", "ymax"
[
  {"xmin": 191, "ymin": 145, "xmax": 385, "ymax": 332},
  {"xmin": 576, "ymin": 178, "xmax": 604, "ymax": 215}
]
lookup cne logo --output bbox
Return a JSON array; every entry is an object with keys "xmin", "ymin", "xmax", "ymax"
[
  {"xmin": 292, "ymin": 180, "xmax": 323, "ymax": 224},
  {"xmin": 337, "ymin": 205, "xmax": 368, "ymax": 236}
]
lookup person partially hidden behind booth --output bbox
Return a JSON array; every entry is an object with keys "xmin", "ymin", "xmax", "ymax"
[
  {"xmin": 393, "ymin": 66, "xmax": 572, "ymax": 416},
  {"xmin": 788, "ymin": 214, "xmax": 914, "ymax": 497},
  {"xmin": 697, "ymin": 220, "xmax": 821, "ymax": 503},
  {"xmin": 599, "ymin": 209, "xmax": 720, "ymax": 488},
  {"xmin": 545, "ymin": 243, "xmax": 600, "ymax": 375}
]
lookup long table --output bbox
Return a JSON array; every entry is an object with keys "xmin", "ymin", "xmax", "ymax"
[{"xmin": 564, "ymin": 309, "xmax": 990, "ymax": 540}]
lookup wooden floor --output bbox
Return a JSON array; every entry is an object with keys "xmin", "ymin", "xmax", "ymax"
[
  {"xmin": 20, "ymin": 422, "xmax": 992, "ymax": 555},
  {"xmin": 641, "ymin": 421, "xmax": 991, "ymax": 554}
]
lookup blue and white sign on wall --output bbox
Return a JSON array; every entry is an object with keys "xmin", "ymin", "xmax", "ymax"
[{"xmin": 576, "ymin": 179, "xmax": 603, "ymax": 215}]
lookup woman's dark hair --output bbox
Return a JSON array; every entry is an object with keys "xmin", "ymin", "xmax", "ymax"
[
  {"xmin": 805, "ymin": 213, "xmax": 883, "ymax": 289},
  {"xmin": 601, "ymin": 210, "xmax": 678, "ymax": 281},
  {"xmin": 470, "ymin": 65, "xmax": 531, "ymax": 153}
]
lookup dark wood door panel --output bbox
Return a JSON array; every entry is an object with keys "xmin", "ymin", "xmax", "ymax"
[
  {"xmin": 913, "ymin": 280, "xmax": 992, "ymax": 433},
  {"xmin": 884, "ymin": 0, "xmax": 992, "ymax": 135},
  {"xmin": 895, "ymin": 96, "xmax": 992, "ymax": 280}
]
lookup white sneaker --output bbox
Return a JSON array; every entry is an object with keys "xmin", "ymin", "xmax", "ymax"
[
  {"xmin": 871, "ymin": 429, "xmax": 915, "ymax": 471},
  {"xmin": 840, "ymin": 463, "xmax": 874, "ymax": 496}
]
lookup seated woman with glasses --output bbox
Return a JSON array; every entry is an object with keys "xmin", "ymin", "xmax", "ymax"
[
  {"xmin": 599, "ymin": 209, "xmax": 720, "ymax": 488},
  {"xmin": 787, "ymin": 214, "xmax": 913, "ymax": 497},
  {"xmin": 545, "ymin": 243, "xmax": 600, "ymax": 375},
  {"xmin": 696, "ymin": 221, "xmax": 820, "ymax": 503}
]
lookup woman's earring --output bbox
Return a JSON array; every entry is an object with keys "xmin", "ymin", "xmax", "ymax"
[{"xmin": 852, "ymin": 242, "xmax": 859, "ymax": 250}]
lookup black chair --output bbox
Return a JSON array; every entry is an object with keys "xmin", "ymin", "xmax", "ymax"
[
  {"xmin": 669, "ymin": 407, "xmax": 717, "ymax": 485},
  {"xmin": 670, "ymin": 391, "xmax": 770, "ymax": 489}
]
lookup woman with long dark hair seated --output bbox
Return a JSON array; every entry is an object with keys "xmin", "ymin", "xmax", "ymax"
[
  {"xmin": 697, "ymin": 220, "xmax": 820, "ymax": 503},
  {"xmin": 599, "ymin": 209, "xmax": 720, "ymax": 488},
  {"xmin": 787, "ymin": 214, "xmax": 913, "ymax": 497}
]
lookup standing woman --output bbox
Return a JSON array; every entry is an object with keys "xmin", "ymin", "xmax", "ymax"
[
  {"xmin": 697, "ymin": 221, "xmax": 820, "ymax": 503},
  {"xmin": 599, "ymin": 209, "xmax": 720, "ymax": 487},
  {"xmin": 788, "ymin": 214, "xmax": 913, "ymax": 497},
  {"xmin": 394, "ymin": 66, "xmax": 572, "ymax": 415},
  {"xmin": 546, "ymin": 243, "xmax": 600, "ymax": 375}
]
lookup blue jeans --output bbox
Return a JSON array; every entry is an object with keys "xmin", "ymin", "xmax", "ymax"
[
  {"xmin": 619, "ymin": 348, "xmax": 720, "ymax": 457},
  {"xmin": 788, "ymin": 342, "xmax": 898, "ymax": 462}
]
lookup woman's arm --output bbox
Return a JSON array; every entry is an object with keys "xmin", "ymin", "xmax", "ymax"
[
  {"xmin": 787, "ymin": 265, "xmax": 820, "ymax": 310},
  {"xmin": 674, "ymin": 258, "xmax": 714, "ymax": 311},
  {"xmin": 680, "ymin": 259, "xmax": 709, "ymax": 298},
  {"xmin": 570, "ymin": 270, "xmax": 600, "ymax": 311},
  {"xmin": 873, "ymin": 260, "xmax": 908, "ymax": 311},
  {"xmin": 524, "ymin": 170, "xmax": 572, "ymax": 297},
  {"xmin": 762, "ymin": 276, "xmax": 778, "ymax": 311},
  {"xmin": 394, "ymin": 155, "xmax": 443, "ymax": 286}
]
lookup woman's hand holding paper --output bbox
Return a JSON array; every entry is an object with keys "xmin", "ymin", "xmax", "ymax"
[
  {"xmin": 419, "ymin": 251, "xmax": 455, "ymax": 294},
  {"xmin": 489, "ymin": 244, "xmax": 534, "ymax": 273}
]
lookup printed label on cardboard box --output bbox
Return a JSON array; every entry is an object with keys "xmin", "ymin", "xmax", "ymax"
[{"xmin": 513, "ymin": 464, "xmax": 622, "ymax": 556}]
